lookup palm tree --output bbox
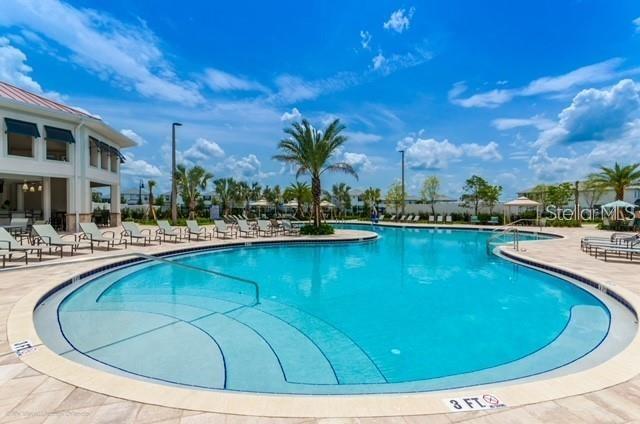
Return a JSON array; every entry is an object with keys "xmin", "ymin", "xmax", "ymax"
[
  {"xmin": 249, "ymin": 182, "xmax": 262, "ymax": 201},
  {"xmin": 362, "ymin": 187, "xmax": 381, "ymax": 214},
  {"xmin": 214, "ymin": 178, "xmax": 237, "ymax": 216},
  {"xmin": 235, "ymin": 181, "xmax": 251, "ymax": 215},
  {"xmin": 146, "ymin": 180, "xmax": 157, "ymax": 220},
  {"xmin": 588, "ymin": 163, "xmax": 640, "ymax": 201},
  {"xmin": 273, "ymin": 185, "xmax": 283, "ymax": 215},
  {"xmin": 331, "ymin": 183, "xmax": 351, "ymax": 218},
  {"xmin": 273, "ymin": 119, "xmax": 358, "ymax": 227},
  {"xmin": 175, "ymin": 165, "xmax": 213, "ymax": 219},
  {"xmin": 284, "ymin": 182, "xmax": 311, "ymax": 218}
]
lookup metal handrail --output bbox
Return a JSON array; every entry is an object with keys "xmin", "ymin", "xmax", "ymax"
[
  {"xmin": 128, "ymin": 252, "xmax": 260, "ymax": 306},
  {"xmin": 486, "ymin": 226, "xmax": 520, "ymax": 253}
]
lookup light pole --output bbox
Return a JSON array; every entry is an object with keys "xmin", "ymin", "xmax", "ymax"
[
  {"xmin": 171, "ymin": 122, "xmax": 182, "ymax": 223},
  {"xmin": 138, "ymin": 180, "xmax": 144, "ymax": 205},
  {"xmin": 399, "ymin": 149, "xmax": 405, "ymax": 215}
]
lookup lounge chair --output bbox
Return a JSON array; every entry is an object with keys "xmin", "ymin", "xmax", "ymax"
[
  {"xmin": 121, "ymin": 222, "xmax": 155, "ymax": 245},
  {"xmin": 186, "ymin": 220, "xmax": 212, "ymax": 241},
  {"xmin": 488, "ymin": 216, "xmax": 500, "ymax": 225},
  {"xmin": 214, "ymin": 219, "xmax": 236, "ymax": 239},
  {"xmin": 79, "ymin": 223, "xmax": 127, "ymax": 252},
  {"xmin": 428, "ymin": 215, "xmax": 435, "ymax": 223},
  {"xmin": 389, "ymin": 214, "xmax": 396, "ymax": 221},
  {"xmin": 446, "ymin": 215, "xmax": 452, "ymax": 224},
  {"xmin": 582, "ymin": 234, "xmax": 639, "ymax": 253},
  {"xmin": 437, "ymin": 215, "xmax": 443, "ymax": 223},
  {"xmin": 271, "ymin": 219, "xmax": 285, "ymax": 235},
  {"xmin": 412, "ymin": 215, "xmax": 420, "ymax": 222},
  {"xmin": 32, "ymin": 224, "xmax": 79, "ymax": 257},
  {"xmin": 257, "ymin": 220, "xmax": 274, "ymax": 237},
  {"xmin": 0, "ymin": 227, "xmax": 41, "ymax": 264},
  {"xmin": 0, "ymin": 250, "xmax": 11, "ymax": 268},
  {"xmin": 398, "ymin": 215, "xmax": 406, "ymax": 222},
  {"xmin": 237, "ymin": 220, "xmax": 257, "ymax": 238},
  {"xmin": 9, "ymin": 217, "xmax": 29, "ymax": 241},
  {"xmin": 593, "ymin": 245, "xmax": 640, "ymax": 262},
  {"xmin": 470, "ymin": 215, "xmax": 480, "ymax": 224},
  {"xmin": 281, "ymin": 220, "xmax": 300, "ymax": 236},
  {"xmin": 156, "ymin": 220, "xmax": 182, "ymax": 243}
]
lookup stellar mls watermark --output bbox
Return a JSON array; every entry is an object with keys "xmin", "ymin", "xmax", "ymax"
[{"xmin": 545, "ymin": 206, "xmax": 637, "ymax": 220}]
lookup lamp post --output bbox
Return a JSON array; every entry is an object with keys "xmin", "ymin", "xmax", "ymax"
[
  {"xmin": 399, "ymin": 149, "xmax": 405, "ymax": 215},
  {"xmin": 138, "ymin": 180, "xmax": 144, "ymax": 205},
  {"xmin": 171, "ymin": 122, "xmax": 182, "ymax": 222}
]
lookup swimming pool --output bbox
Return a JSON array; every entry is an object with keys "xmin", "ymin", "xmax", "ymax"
[{"xmin": 35, "ymin": 225, "xmax": 627, "ymax": 395}]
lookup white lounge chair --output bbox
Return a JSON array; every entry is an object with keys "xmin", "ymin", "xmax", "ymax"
[
  {"xmin": 281, "ymin": 220, "xmax": 300, "ymax": 236},
  {"xmin": 156, "ymin": 220, "xmax": 182, "ymax": 243},
  {"xmin": 79, "ymin": 223, "xmax": 127, "ymax": 252},
  {"xmin": 186, "ymin": 220, "xmax": 212, "ymax": 241},
  {"xmin": 428, "ymin": 215, "xmax": 435, "ymax": 223},
  {"xmin": 237, "ymin": 220, "xmax": 257, "ymax": 238},
  {"xmin": 257, "ymin": 220, "xmax": 274, "ymax": 237},
  {"xmin": 121, "ymin": 222, "xmax": 155, "ymax": 245},
  {"xmin": 32, "ymin": 224, "xmax": 79, "ymax": 257},
  {"xmin": 412, "ymin": 215, "xmax": 420, "ymax": 222},
  {"xmin": 214, "ymin": 220, "xmax": 236, "ymax": 239},
  {"xmin": 0, "ymin": 227, "xmax": 41, "ymax": 264},
  {"xmin": 437, "ymin": 215, "xmax": 443, "ymax": 223},
  {"xmin": 446, "ymin": 215, "xmax": 453, "ymax": 224}
]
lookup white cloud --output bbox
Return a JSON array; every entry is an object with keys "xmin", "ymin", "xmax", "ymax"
[
  {"xmin": 272, "ymin": 73, "xmax": 359, "ymax": 103},
  {"xmin": 397, "ymin": 136, "xmax": 502, "ymax": 170},
  {"xmin": 216, "ymin": 154, "xmax": 274, "ymax": 181},
  {"xmin": 120, "ymin": 129, "xmax": 147, "ymax": 146},
  {"xmin": 535, "ymin": 79, "xmax": 640, "ymax": 147},
  {"xmin": 633, "ymin": 16, "xmax": 640, "ymax": 32},
  {"xmin": 342, "ymin": 152, "xmax": 374, "ymax": 173},
  {"xmin": 372, "ymin": 52, "xmax": 386, "ymax": 70},
  {"xmin": 0, "ymin": 36, "xmax": 62, "ymax": 98},
  {"xmin": 447, "ymin": 81, "xmax": 467, "ymax": 100},
  {"xmin": 183, "ymin": 137, "xmax": 225, "ymax": 163},
  {"xmin": 383, "ymin": 8, "xmax": 415, "ymax": 33},
  {"xmin": 360, "ymin": 30, "xmax": 372, "ymax": 49},
  {"xmin": 203, "ymin": 68, "xmax": 268, "ymax": 93},
  {"xmin": 280, "ymin": 107, "xmax": 302, "ymax": 121},
  {"xmin": 492, "ymin": 115, "xmax": 554, "ymax": 131},
  {"xmin": 344, "ymin": 131, "xmax": 382, "ymax": 144},
  {"xmin": 0, "ymin": 0, "xmax": 203, "ymax": 105},
  {"xmin": 450, "ymin": 58, "xmax": 639, "ymax": 108},
  {"xmin": 121, "ymin": 154, "xmax": 163, "ymax": 177}
]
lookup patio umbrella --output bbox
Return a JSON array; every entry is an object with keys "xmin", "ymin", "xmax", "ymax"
[
  {"xmin": 503, "ymin": 196, "xmax": 540, "ymax": 225},
  {"xmin": 249, "ymin": 199, "xmax": 270, "ymax": 207},
  {"xmin": 320, "ymin": 200, "xmax": 335, "ymax": 208},
  {"xmin": 284, "ymin": 200, "xmax": 298, "ymax": 209}
]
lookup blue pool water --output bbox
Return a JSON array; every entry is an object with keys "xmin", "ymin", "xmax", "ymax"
[{"xmin": 48, "ymin": 225, "xmax": 611, "ymax": 394}]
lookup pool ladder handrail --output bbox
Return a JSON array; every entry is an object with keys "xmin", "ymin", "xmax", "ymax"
[
  {"xmin": 486, "ymin": 224, "xmax": 521, "ymax": 254},
  {"xmin": 130, "ymin": 252, "xmax": 260, "ymax": 306}
]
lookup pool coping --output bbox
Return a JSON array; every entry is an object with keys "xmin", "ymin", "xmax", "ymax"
[{"xmin": 6, "ymin": 227, "xmax": 640, "ymax": 418}]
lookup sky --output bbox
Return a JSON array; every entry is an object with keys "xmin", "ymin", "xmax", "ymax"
[{"xmin": 1, "ymin": 0, "xmax": 639, "ymax": 199}]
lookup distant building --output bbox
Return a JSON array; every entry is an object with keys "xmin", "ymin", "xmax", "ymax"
[{"xmin": 518, "ymin": 183, "xmax": 640, "ymax": 209}]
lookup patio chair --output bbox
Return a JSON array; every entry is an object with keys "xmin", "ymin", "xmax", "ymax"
[
  {"xmin": 156, "ymin": 220, "xmax": 182, "ymax": 243},
  {"xmin": 437, "ymin": 215, "xmax": 443, "ymax": 223},
  {"xmin": 237, "ymin": 220, "xmax": 257, "ymax": 238},
  {"xmin": 270, "ymin": 219, "xmax": 285, "ymax": 235},
  {"xmin": 257, "ymin": 220, "xmax": 274, "ymax": 237},
  {"xmin": 0, "ymin": 227, "xmax": 42, "ymax": 264},
  {"xmin": 214, "ymin": 219, "xmax": 236, "ymax": 239},
  {"xmin": 412, "ymin": 215, "xmax": 420, "ymax": 222},
  {"xmin": 446, "ymin": 215, "xmax": 453, "ymax": 224},
  {"xmin": 470, "ymin": 215, "xmax": 480, "ymax": 224},
  {"xmin": 593, "ymin": 244, "xmax": 640, "ymax": 262},
  {"xmin": 32, "ymin": 224, "xmax": 79, "ymax": 258},
  {"xmin": 121, "ymin": 222, "xmax": 155, "ymax": 245},
  {"xmin": 79, "ymin": 223, "xmax": 127, "ymax": 252},
  {"xmin": 428, "ymin": 215, "xmax": 435, "ymax": 223},
  {"xmin": 397, "ymin": 215, "xmax": 406, "ymax": 221},
  {"xmin": 0, "ymin": 250, "xmax": 11, "ymax": 268},
  {"xmin": 9, "ymin": 217, "xmax": 29, "ymax": 237},
  {"xmin": 488, "ymin": 216, "xmax": 500, "ymax": 225},
  {"xmin": 389, "ymin": 214, "xmax": 396, "ymax": 221},
  {"xmin": 186, "ymin": 220, "xmax": 212, "ymax": 241},
  {"xmin": 281, "ymin": 220, "xmax": 301, "ymax": 236}
]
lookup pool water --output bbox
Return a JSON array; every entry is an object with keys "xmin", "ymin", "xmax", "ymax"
[{"xmin": 45, "ymin": 226, "xmax": 611, "ymax": 394}]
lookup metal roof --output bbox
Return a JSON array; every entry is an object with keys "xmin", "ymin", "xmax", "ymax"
[{"xmin": 0, "ymin": 81, "xmax": 96, "ymax": 119}]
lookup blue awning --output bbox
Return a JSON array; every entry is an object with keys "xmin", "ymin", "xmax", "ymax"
[
  {"xmin": 4, "ymin": 118, "xmax": 40, "ymax": 138},
  {"xmin": 44, "ymin": 126, "xmax": 75, "ymax": 143}
]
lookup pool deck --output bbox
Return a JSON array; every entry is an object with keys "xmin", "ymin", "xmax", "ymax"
[{"xmin": 1, "ymin": 223, "xmax": 640, "ymax": 423}]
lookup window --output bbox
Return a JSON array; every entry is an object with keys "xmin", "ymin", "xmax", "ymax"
[
  {"xmin": 111, "ymin": 153, "xmax": 118, "ymax": 172},
  {"xmin": 101, "ymin": 146, "xmax": 110, "ymax": 170},
  {"xmin": 44, "ymin": 126, "xmax": 74, "ymax": 162},
  {"xmin": 89, "ymin": 137, "xmax": 99, "ymax": 167},
  {"xmin": 7, "ymin": 133, "xmax": 33, "ymax": 157}
]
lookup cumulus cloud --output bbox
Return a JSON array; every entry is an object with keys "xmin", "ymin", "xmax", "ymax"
[
  {"xmin": 360, "ymin": 30, "xmax": 372, "ymax": 49},
  {"xmin": 450, "ymin": 58, "xmax": 638, "ymax": 108},
  {"xmin": 121, "ymin": 153, "xmax": 163, "ymax": 177},
  {"xmin": 0, "ymin": 0, "xmax": 203, "ymax": 105},
  {"xmin": 203, "ymin": 68, "xmax": 268, "ymax": 93},
  {"xmin": 534, "ymin": 79, "xmax": 640, "ymax": 147},
  {"xmin": 383, "ymin": 8, "xmax": 415, "ymax": 33},
  {"xmin": 280, "ymin": 107, "xmax": 302, "ymax": 121},
  {"xmin": 342, "ymin": 152, "xmax": 374, "ymax": 172},
  {"xmin": 634, "ymin": 17, "xmax": 640, "ymax": 32},
  {"xmin": 397, "ymin": 136, "xmax": 502, "ymax": 170},
  {"xmin": 216, "ymin": 154, "xmax": 274, "ymax": 181},
  {"xmin": 183, "ymin": 137, "xmax": 225, "ymax": 163},
  {"xmin": 120, "ymin": 129, "xmax": 147, "ymax": 146}
]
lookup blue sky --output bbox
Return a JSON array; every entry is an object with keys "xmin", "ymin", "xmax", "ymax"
[{"xmin": 1, "ymin": 1, "xmax": 639, "ymax": 198}]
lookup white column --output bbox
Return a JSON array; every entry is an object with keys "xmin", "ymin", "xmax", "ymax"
[
  {"xmin": 42, "ymin": 177, "xmax": 51, "ymax": 221},
  {"xmin": 16, "ymin": 185, "xmax": 24, "ymax": 211},
  {"xmin": 111, "ymin": 184, "xmax": 121, "ymax": 213}
]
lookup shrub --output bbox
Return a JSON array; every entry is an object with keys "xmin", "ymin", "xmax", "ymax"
[
  {"xmin": 300, "ymin": 223, "xmax": 335, "ymax": 235},
  {"xmin": 546, "ymin": 219, "xmax": 582, "ymax": 228}
]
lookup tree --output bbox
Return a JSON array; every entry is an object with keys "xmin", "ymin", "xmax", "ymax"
[
  {"xmin": 362, "ymin": 187, "xmax": 381, "ymax": 214},
  {"xmin": 481, "ymin": 184, "xmax": 502, "ymax": 215},
  {"xmin": 529, "ymin": 184, "xmax": 549, "ymax": 212},
  {"xmin": 331, "ymin": 183, "xmax": 351, "ymax": 218},
  {"xmin": 146, "ymin": 180, "xmax": 157, "ymax": 220},
  {"xmin": 583, "ymin": 176, "xmax": 607, "ymax": 211},
  {"xmin": 588, "ymin": 162, "xmax": 640, "ymax": 201},
  {"xmin": 214, "ymin": 178, "xmax": 236, "ymax": 216},
  {"xmin": 547, "ymin": 182, "xmax": 574, "ymax": 210},
  {"xmin": 386, "ymin": 182, "xmax": 405, "ymax": 214},
  {"xmin": 460, "ymin": 175, "xmax": 489, "ymax": 215},
  {"xmin": 420, "ymin": 176, "xmax": 440, "ymax": 216},
  {"xmin": 234, "ymin": 181, "xmax": 251, "ymax": 215},
  {"xmin": 284, "ymin": 182, "xmax": 311, "ymax": 218},
  {"xmin": 249, "ymin": 182, "xmax": 262, "ymax": 201},
  {"xmin": 273, "ymin": 185, "xmax": 283, "ymax": 214},
  {"xmin": 175, "ymin": 165, "xmax": 213, "ymax": 219},
  {"xmin": 273, "ymin": 119, "xmax": 357, "ymax": 227}
]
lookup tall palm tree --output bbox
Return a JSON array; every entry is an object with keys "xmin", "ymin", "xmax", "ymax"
[
  {"xmin": 331, "ymin": 183, "xmax": 351, "ymax": 218},
  {"xmin": 175, "ymin": 165, "xmax": 213, "ymax": 219},
  {"xmin": 147, "ymin": 180, "xmax": 157, "ymax": 220},
  {"xmin": 362, "ymin": 187, "xmax": 381, "ymax": 214},
  {"xmin": 273, "ymin": 185, "xmax": 283, "ymax": 215},
  {"xmin": 284, "ymin": 181, "xmax": 311, "ymax": 218},
  {"xmin": 249, "ymin": 182, "xmax": 262, "ymax": 201},
  {"xmin": 588, "ymin": 163, "xmax": 640, "ymax": 200},
  {"xmin": 214, "ymin": 178, "xmax": 237, "ymax": 216},
  {"xmin": 273, "ymin": 119, "xmax": 358, "ymax": 227},
  {"xmin": 235, "ymin": 181, "xmax": 251, "ymax": 215}
]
